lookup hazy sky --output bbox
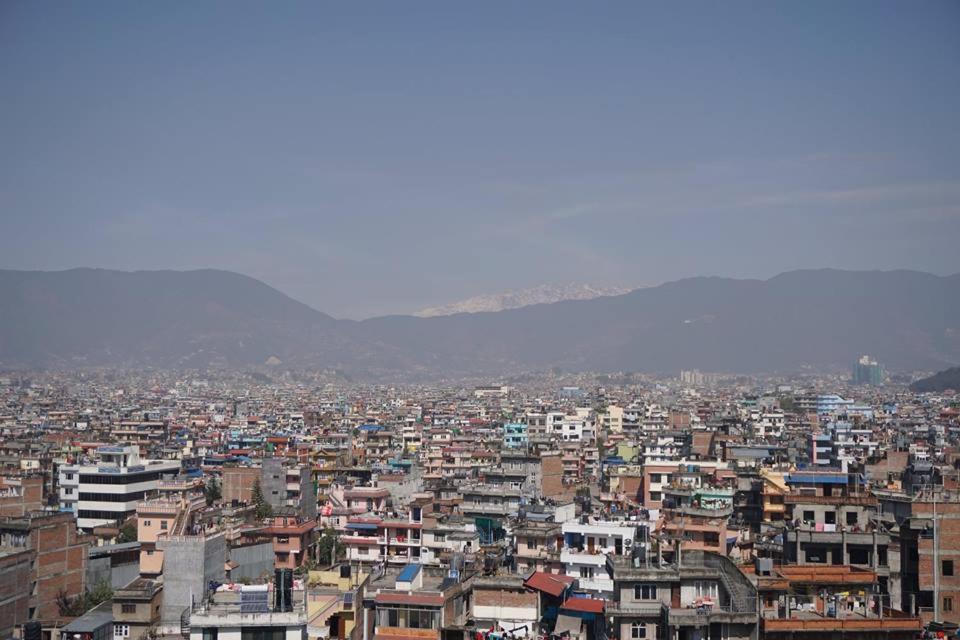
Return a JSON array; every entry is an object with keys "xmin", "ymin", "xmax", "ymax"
[{"xmin": 2, "ymin": 2, "xmax": 959, "ymax": 318}]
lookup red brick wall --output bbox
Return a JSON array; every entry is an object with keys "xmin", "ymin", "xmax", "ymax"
[
  {"xmin": 916, "ymin": 501, "xmax": 960, "ymax": 624},
  {"xmin": 0, "ymin": 549, "xmax": 32, "ymax": 638},
  {"xmin": 29, "ymin": 514, "xmax": 89, "ymax": 625},
  {"xmin": 541, "ymin": 454, "xmax": 564, "ymax": 498}
]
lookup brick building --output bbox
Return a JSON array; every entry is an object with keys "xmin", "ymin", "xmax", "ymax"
[
  {"xmin": 0, "ymin": 476, "xmax": 45, "ymax": 517},
  {"xmin": 0, "ymin": 548, "xmax": 32, "ymax": 638},
  {"xmin": 221, "ymin": 466, "xmax": 260, "ymax": 506},
  {"xmin": 0, "ymin": 511, "xmax": 90, "ymax": 628}
]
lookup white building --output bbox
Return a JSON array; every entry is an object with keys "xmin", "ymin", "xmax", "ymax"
[
  {"xmin": 560, "ymin": 520, "xmax": 638, "ymax": 594},
  {"xmin": 59, "ymin": 445, "xmax": 181, "ymax": 531}
]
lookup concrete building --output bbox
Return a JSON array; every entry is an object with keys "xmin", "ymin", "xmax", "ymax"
[
  {"xmin": 59, "ymin": 446, "xmax": 180, "ymax": 531},
  {"xmin": 188, "ymin": 584, "xmax": 306, "ymax": 640},
  {"xmin": 609, "ymin": 550, "xmax": 758, "ymax": 640},
  {"xmin": 156, "ymin": 532, "xmax": 226, "ymax": 634},
  {"xmin": 112, "ymin": 578, "xmax": 163, "ymax": 640},
  {"xmin": 561, "ymin": 521, "xmax": 639, "ymax": 594}
]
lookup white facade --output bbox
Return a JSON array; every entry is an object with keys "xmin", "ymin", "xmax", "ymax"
[
  {"xmin": 59, "ymin": 445, "xmax": 180, "ymax": 531},
  {"xmin": 560, "ymin": 521, "xmax": 638, "ymax": 594}
]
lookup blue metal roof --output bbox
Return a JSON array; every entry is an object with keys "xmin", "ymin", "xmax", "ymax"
[{"xmin": 398, "ymin": 564, "xmax": 421, "ymax": 582}]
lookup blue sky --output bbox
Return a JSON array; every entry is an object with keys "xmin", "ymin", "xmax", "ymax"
[{"xmin": 1, "ymin": 1, "xmax": 958, "ymax": 318}]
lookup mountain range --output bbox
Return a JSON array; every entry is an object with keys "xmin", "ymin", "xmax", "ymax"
[
  {"xmin": 1, "ymin": 267, "xmax": 958, "ymax": 377},
  {"xmin": 414, "ymin": 283, "xmax": 633, "ymax": 317}
]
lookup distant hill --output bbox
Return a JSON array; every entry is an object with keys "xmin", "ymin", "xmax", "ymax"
[
  {"xmin": 1, "ymin": 268, "xmax": 958, "ymax": 376},
  {"xmin": 414, "ymin": 283, "xmax": 633, "ymax": 317},
  {"xmin": 910, "ymin": 367, "xmax": 960, "ymax": 393},
  {"xmin": 359, "ymin": 268, "xmax": 960, "ymax": 375},
  {"xmin": 0, "ymin": 268, "xmax": 376, "ymax": 369}
]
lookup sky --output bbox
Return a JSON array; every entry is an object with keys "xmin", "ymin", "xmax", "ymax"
[{"xmin": 1, "ymin": 2, "xmax": 959, "ymax": 319}]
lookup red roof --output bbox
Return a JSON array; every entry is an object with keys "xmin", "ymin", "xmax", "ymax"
[
  {"xmin": 523, "ymin": 572, "xmax": 575, "ymax": 597},
  {"xmin": 561, "ymin": 598, "xmax": 605, "ymax": 614}
]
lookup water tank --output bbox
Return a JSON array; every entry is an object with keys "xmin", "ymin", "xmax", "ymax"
[
  {"xmin": 274, "ymin": 569, "xmax": 293, "ymax": 612},
  {"xmin": 24, "ymin": 622, "xmax": 41, "ymax": 640}
]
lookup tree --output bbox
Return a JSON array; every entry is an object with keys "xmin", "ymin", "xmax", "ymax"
[
  {"xmin": 57, "ymin": 579, "xmax": 113, "ymax": 617},
  {"xmin": 205, "ymin": 476, "xmax": 222, "ymax": 507},
  {"xmin": 316, "ymin": 527, "xmax": 341, "ymax": 566},
  {"xmin": 117, "ymin": 522, "xmax": 137, "ymax": 543},
  {"xmin": 251, "ymin": 478, "xmax": 273, "ymax": 520}
]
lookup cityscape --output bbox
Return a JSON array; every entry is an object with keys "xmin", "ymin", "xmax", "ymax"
[
  {"xmin": 1, "ymin": 360, "xmax": 959, "ymax": 640},
  {"xmin": 2, "ymin": 3, "xmax": 959, "ymax": 640}
]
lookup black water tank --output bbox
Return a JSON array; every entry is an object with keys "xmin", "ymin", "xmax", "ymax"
[
  {"xmin": 274, "ymin": 569, "xmax": 293, "ymax": 612},
  {"xmin": 24, "ymin": 621, "xmax": 41, "ymax": 640}
]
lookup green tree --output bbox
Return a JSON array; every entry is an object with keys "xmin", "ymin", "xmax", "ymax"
[
  {"xmin": 251, "ymin": 478, "xmax": 273, "ymax": 520},
  {"xmin": 57, "ymin": 579, "xmax": 113, "ymax": 617},
  {"xmin": 316, "ymin": 527, "xmax": 341, "ymax": 566},
  {"xmin": 117, "ymin": 522, "xmax": 137, "ymax": 543},
  {"xmin": 205, "ymin": 476, "xmax": 222, "ymax": 507}
]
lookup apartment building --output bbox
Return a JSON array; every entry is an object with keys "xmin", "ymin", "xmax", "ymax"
[{"xmin": 59, "ymin": 446, "xmax": 180, "ymax": 531}]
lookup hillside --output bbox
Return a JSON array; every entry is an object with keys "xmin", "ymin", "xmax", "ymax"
[
  {"xmin": 0, "ymin": 268, "xmax": 358, "ymax": 369},
  {"xmin": 910, "ymin": 367, "xmax": 960, "ymax": 393},
  {"xmin": 1, "ymin": 268, "xmax": 958, "ymax": 376},
  {"xmin": 358, "ymin": 269, "xmax": 960, "ymax": 374}
]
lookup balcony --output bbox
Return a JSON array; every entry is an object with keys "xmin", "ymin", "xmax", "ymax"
[
  {"xmin": 783, "ymin": 494, "xmax": 877, "ymax": 506},
  {"xmin": 785, "ymin": 528, "xmax": 890, "ymax": 546},
  {"xmin": 668, "ymin": 606, "xmax": 757, "ymax": 626},
  {"xmin": 607, "ymin": 602, "xmax": 665, "ymax": 617},
  {"xmin": 561, "ymin": 549, "xmax": 610, "ymax": 565},
  {"xmin": 762, "ymin": 609, "xmax": 921, "ymax": 634}
]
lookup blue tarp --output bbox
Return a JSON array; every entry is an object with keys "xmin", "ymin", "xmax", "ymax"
[{"xmin": 346, "ymin": 522, "xmax": 378, "ymax": 531}]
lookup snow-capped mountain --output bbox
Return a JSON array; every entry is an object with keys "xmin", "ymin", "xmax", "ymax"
[{"xmin": 413, "ymin": 283, "xmax": 634, "ymax": 317}]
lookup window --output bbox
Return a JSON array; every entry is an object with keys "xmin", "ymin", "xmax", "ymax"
[
  {"xmin": 160, "ymin": 520, "xmax": 168, "ymax": 530},
  {"xmin": 846, "ymin": 512, "xmax": 858, "ymax": 526},
  {"xmin": 824, "ymin": 511, "xmax": 836, "ymax": 525},
  {"xmin": 944, "ymin": 560, "xmax": 954, "ymax": 576},
  {"xmin": 650, "ymin": 474, "xmax": 662, "ymax": 483},
  {"xmin": 630, "ymin": 623, "xmax": 647, "ymax": 639},
  {"xmin": 121, "ymin": 604, "xmax": 136, "ymax": 614},
  {"xmin": 434, "ymin": 533, "xmax": 446, "ymax": 543},
  {"xmin": 144, "ymin": 520, "xmax": 151, "ymax": 527},
  {"xmin": 946, "ymin": 597, "xmax": 954, "ymax": 613},
  {"xmin": 649, "ymin": 492, "xmax": 661, "ymax": 502},
  {"xmin": 579, "ymin": 567, "xmax": 595, "ymax": 578},
  {"xmin": 803, "ymin": 511, "xmax": 815, "ymax": 522},
  {"xmin": 634, "ymin": 584, "xmax": 658, "ymax": 600},
  {"xmin": 114, "ymin": 624, "xmax": 130, "ymax": 638},
  {"xmin": 527, "ymin": 538, "xmax": 538, "ymax": 549},
  {"xmin": 694, "ymin": 581, "xmax": 719, "ymax": 599}
]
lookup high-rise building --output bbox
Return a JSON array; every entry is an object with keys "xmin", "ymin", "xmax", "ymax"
[
  {"xmin": 852, "ymin": 355, "xmax": 883, "ymax": 386},
  {"xmin": 59, "ymin": 446, "xmax": 180, "ymax": 531}
]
